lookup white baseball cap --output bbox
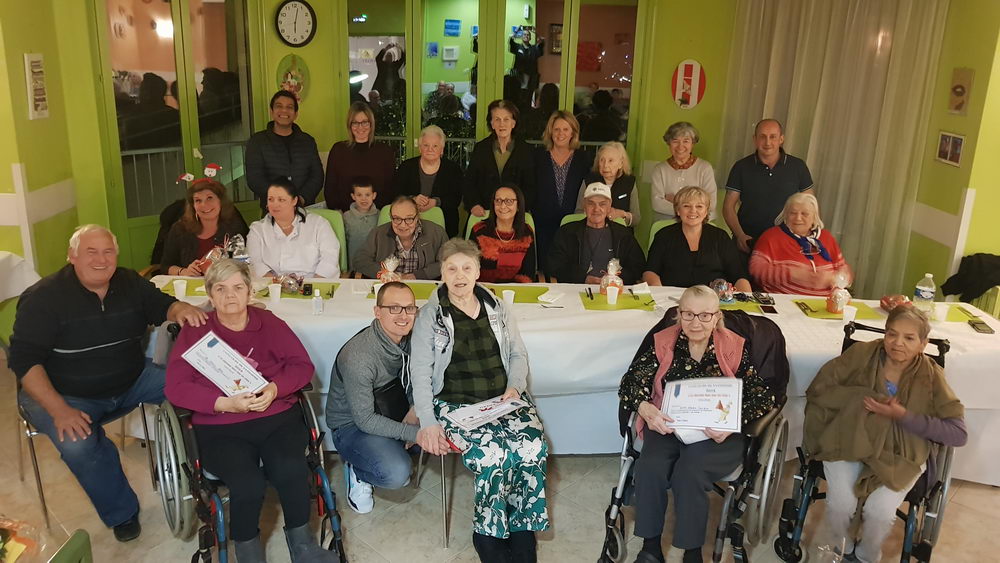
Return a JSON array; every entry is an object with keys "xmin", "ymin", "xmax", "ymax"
[{"xmin": 582, "ymin": 182, "xmax": 613, "ymax": 201}]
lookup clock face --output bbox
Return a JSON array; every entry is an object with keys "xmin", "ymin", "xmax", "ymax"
[{"xmin": 276, "ymin": 0, "xmax": 316, "ymax": 47}]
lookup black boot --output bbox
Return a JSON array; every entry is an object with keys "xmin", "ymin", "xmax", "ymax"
[
  {"xmin": 509, "ymin": 531, "xmax": 537, "ymax": 563},
  {"xmin": 473, "ymin": 532, "xmax": 512, "ymax": 563},
  {"xmin": 234, "ymin": 536, "xmax": 267, "ymax": 563},
  {"xmin": 633, "ymin": 536, "xmax": 664, "ymax": 563},
  {"xmin": 284, "ymin": 523, "xmax": 336, "ymax": 562}
]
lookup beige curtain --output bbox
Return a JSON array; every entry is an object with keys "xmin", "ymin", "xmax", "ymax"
[{"xmin": 719, "ymin": 0, "xmax": 948, "ymax": 298}]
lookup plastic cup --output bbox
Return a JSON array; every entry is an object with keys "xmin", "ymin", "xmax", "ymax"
[
  {"xmin": 172, "ymin": 279, "xmax": 187, "ymax": 298},
  {"xmin": 502, "ymin": 289, "xmax": 516, "ymax": 305},
  {"xmin": 268, "ymin": 283, "xmax": 282, "ymax": 305},
  {"xmin": 606, "ymin": 285, "xmax": 620, "ymax": 305},
  {"xmin": 842, "ymin": 304, "xmax": 857, "ymax": 325},
  {"xmin": 935, "ymin": 302, "xmax": 949, "ymax": 322}
]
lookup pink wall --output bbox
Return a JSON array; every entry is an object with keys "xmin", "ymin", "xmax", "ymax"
[
  {"xmin": 536, "ymin": 0, "xmax": 564, "ymax": 85},
  {"xmin": 575, "ymin": 4, "xmax": 636, "ymax": 89}
]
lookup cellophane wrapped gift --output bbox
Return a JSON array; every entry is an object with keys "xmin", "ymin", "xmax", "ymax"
[
  {"xmin": 0, "ymin": 517, "xmax": 48, "ymax": 561},
  {"xmin": 827, "ymin": 271, "xmax": 852, "ymax": 313},
  {"xmin": 599, "ymin": 258, "xmax": 624, "ymax": 295},
  {"xmin": 710, "ymin": 278, "xmax": 735, "ymax": 303},
  {"xmin": 274, "ymin": 274, "xmax": 302, "ymax": 294},
  {"xmin": 377, "ymin": 255, "xmax": 402, "ymax": 283},
  {"xmin": 228, "ymin": 234, "xmax": 249, "ymax": 264},
  {"xmin": 195, "ymin": 246, "xmax": 225, "ymax": 272}
]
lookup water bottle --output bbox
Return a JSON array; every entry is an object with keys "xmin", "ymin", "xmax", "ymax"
[
  {"xmin": 914, "ymin": 273, "xmax": 936, "ymax": 317},
  {"xmin": 312, "ymin": 289, "xmax": 324, "ymax": 315}
]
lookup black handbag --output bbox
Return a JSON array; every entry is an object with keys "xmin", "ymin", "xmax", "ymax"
[{"xmin": 372, "ymin": 377, "xmax": 410, "ymax": 422}]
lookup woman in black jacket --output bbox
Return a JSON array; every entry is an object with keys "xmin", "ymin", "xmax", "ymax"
[
  {"xmin": 463, "ymin": 99, "xmax": 536, "ymax": 217},
  {"xmin": 161, "ymin": 179, "xmax": 249, "ymax": 276},
  {"xmin": 394, "ymin": 125, "xmax": 464, "ymax": 237}
]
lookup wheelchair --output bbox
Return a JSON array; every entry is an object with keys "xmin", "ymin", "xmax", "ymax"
[
  {"xmin": 599, "ymin": 308, "xmax": 792, "ymax": 563},
  {"xmin": 773, "ymin": 322, "xmax": 954, "ymax": 563},
  {"xmin": 153, "ymin": 324, "xmax": 347, "ymax": 563}
]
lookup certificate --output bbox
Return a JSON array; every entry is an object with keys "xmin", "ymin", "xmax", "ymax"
[
  {"xmin": 181, "ymin": 331, "xmax": 269, "ymax": 397},
  {"xmin": 661, "ymin": 377, "xmax": 742, "ymax": 433}
]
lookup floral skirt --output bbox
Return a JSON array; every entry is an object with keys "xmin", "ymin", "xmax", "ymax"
[{"xmin": 434, "ymin": 398, "xmax": 550, "ymax": 538}]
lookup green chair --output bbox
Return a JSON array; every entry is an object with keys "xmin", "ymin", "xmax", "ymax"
[
  {"xmin": 378, "ymin": 206, "xmax": 447, "ymax": 231},
  {"xmin": 559, "ymin": 213, "xmax": 627, "ymax": 227},
  {"xmin": 307, "ymin": 208, "xmax": 349, "ymax": 273},
  {"xmin": 48, "ymin": 529, "xmax": 93, "ymax": 563},
  {"xmin": 647, "ymin": 219, "xmax": 677, "ymax": 252},
  {"xmin": 465, "ymin": 212, "xmax": 536, "ymax": 238}
]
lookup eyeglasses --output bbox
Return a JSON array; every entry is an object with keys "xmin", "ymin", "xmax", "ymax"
[
  {"xmin": 391, "ymin": 216, "xmax": 417, "ymax": 225},
  {"xmin": 350, "ymin": 120, "xmax": 372, "ymax": 128},
  {"xmin": 493, "ymin": 198, "xmax": 517, "ymax": 207},
  {"xmin": 679, "ymin": 310, "xmax": 719, "ymax": 322},
  {"xmin": 379, "ymin": 305, "xmax": 419, "ymax": 315}
]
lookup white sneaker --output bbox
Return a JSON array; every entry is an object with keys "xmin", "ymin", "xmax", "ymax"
[{"xmin": 344, "ymin": 463, "xmax": 374, "ymax": 514}]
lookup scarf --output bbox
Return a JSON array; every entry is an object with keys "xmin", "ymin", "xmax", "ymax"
[{"xmin": 779, "ymin": 223, "xmax": 831, "ymax": 263}]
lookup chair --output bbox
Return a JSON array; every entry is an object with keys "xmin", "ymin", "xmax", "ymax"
[
  {"xmin": 48, "ymin": 529, "xmax": 93, "ymax": 563},
  {"xmin": 773, "ymin": 322, "xmax": 954, "ymax": 563},
  {"xmin": 465, "ymin": 212, "xmax": 536, "ymax": 238},
  {"xmin": 647, "ymin": 219, "xmax": 676, "ymax": 252},
  {"xmin": 308, "ymin": 208, "xmax": 350, "ymax": 273},
  {"xmin": 559, "ymin": 213, "xmax": 627, "ymax": 227},
  {"xmin": 378, "ymin": 206, "xmax": 447, "ymax": 230}
]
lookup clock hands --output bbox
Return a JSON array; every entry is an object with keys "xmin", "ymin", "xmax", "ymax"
[{"xmin": 294, "ymin": 6, "xmax": 299, "ymax": 33}]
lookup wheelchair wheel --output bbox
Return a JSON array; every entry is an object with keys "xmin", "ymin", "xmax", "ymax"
[
  {"xmin": 745, "ymin": 416, "xmax": 789, "ymax": 544},
  {"xmin": 301, "ymin": 391, "xmax": 327, "ymax": 471},
  {"xmin": 155, "ymin": 403, "xmax": 197, "ymax": 540},
  {"xmin": 598, "ymin": 505, "xmax": 627, "ymax": 563},
  {"xmin": 915, "ymin": 445, "xmax": 955, "ymax": 556}
]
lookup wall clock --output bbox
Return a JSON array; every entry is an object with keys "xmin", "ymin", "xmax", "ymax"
[{"xmin": 275, "ymin": 0, "xmax": 317, "ymax": 47}]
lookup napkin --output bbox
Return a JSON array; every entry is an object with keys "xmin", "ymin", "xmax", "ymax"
[
  {"xmin": 352, "ymin": 283, "xmax": 374, "ymax": 295},
  {"xmin": 630, "ymin": 282, "xmax": 651, "ymax": 294},
  {"xmin": 537, "ymin": 290, "xmax": 564, "ymax": 303}
]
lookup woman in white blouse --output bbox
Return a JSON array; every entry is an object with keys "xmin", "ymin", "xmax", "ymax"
[
  {"xmin": 650, "ymin": 121, "xmax": 718, "ymax": 222},
  {"xmin": 247, "ymin": 178, "xmax": 341, "ymax": 279}
]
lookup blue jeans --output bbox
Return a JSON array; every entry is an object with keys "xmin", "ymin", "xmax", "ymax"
[
  {"xmin": 331, "ymin": 423, "xmax": 412, "ymax": 489},
  {"xmin": 18, "ymin": 359, "xmax": 165, "ymax": 527}
]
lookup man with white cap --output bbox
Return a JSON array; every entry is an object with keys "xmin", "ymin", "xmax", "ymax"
[{"xmin": 547, "ymin": 182, "xmax": 645, "ymax": 284}]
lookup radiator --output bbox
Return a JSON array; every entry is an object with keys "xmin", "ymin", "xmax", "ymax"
[{"xmin": 971, "ymin": 286, "xmax": 1000, "ymax": 320}]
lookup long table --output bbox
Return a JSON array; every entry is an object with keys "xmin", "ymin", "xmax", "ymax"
[{"xmin": 148, "ymin": 276, "xmax": 1000, "ymax": 486}]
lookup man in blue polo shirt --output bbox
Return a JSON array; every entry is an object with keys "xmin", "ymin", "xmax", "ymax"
[{"xmin": 723, "ymin": 119, "xmax": 814, "ymax": 253}]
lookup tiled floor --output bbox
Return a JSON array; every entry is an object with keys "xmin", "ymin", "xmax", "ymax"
[{"xmin": 2, "ymin": 353, "xmax": 998, "ymax": 562}]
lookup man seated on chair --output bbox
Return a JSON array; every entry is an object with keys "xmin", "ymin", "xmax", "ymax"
[
  {"xmin": 325, "ymin": 281, "xmax": 420, "ymax": 513},
  {"xmin": 353, "ymin": 196, "xmax": 448, "ymax": 280},
  {"xmin": 8, "ymin": 224, "xmax": 206, "ymax": 542}
]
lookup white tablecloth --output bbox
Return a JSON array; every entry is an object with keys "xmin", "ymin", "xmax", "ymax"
[
  {"xmin": 0, "ymin": 251, "xmax": 40, "ymax": 302},
  {"xmin": 148, "ymin": 276, "xmax": 1000, "ymax": 485}
]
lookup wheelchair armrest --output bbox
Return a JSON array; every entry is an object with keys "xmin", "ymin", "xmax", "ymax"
[
  {"xmin": 744, "ymin": 407, "xmax": 781, "ymax": 438},
  {"xmin": 300, "ymin": 382, "xmax": 314, "ymax": 393}
]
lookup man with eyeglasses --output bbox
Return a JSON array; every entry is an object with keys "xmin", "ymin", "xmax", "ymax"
[
  {"xmin": 326, "ymin": 282, "xmax": 420, "ymax": 513},
  {"xmin": 353, "ymin": 196, "xmax": 447, "ymax": 280}
]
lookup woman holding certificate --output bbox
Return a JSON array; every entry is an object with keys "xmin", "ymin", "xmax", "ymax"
[
  {"xmin": 618, "ymin": 285, "xmax": 775, "ymax": 563},
  {"xmin": 410, "ymin": 238, "xmax": 549, "ymax": 563},
  {"xmin": 165, "ymin": 259, "xmax": 336, "ymax": 563}
]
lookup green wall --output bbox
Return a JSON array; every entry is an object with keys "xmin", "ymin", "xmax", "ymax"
[
  {"xmin": 632, "ymin": 0, "xmax": 736, "ymax": 246},
  {"xmin": 348, "ymin": 0, "xmax": 405, "ymax": 36},
  {"xmin": 0, "ymin": 226, "xmax": 22, "ymax": 255},
  {"xmin": 422, "ymin": 0, "xmax": 480, "ymax": 88},
  {"xmin": 904, "ymin": 0, "xmax": 1000, "ymax": 292},
  {"xmin": 965, "ymin": 31, "xmax": 1000, "ymax": 256}
]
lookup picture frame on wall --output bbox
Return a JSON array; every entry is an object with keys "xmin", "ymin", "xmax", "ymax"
[
  {"xmin": 23, "ymin": 53, "xmax": 48, "ymax": 120},
  {"xmin": 550, "ymin": 24, "xmax": 563, "ymax": 54},
  {"xmin": 936, "ymin": 131, "xmax": 964, "ymax": 167}
]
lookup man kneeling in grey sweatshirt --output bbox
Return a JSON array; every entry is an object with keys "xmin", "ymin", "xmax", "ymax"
[{"xmin": 326, "ymin": 281, "xmax": 420, "ymax": 513}]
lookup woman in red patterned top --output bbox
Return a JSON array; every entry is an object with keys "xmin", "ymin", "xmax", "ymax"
[
  {"xmin": 471, "ymin": 184, "xmax": 537, "ymax": 283},
  {"xmin": 750, "ymin": 192, "xmax": 852, "ymax": 296}
]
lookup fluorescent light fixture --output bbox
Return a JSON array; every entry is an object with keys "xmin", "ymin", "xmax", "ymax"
[
  {"xmin": 349, "ymin": 73, "xmax": 369, "ymax": 84},
  {"xmin": 155, "ymin": 19, "xmax": 173, "ymax": 39}
]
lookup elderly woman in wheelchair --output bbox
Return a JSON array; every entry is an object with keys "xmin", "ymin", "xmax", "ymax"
[
  {"xmin": 165, "ymin": 259, "xmax": 337, "ymax": 563},
  {"xmin": 619, "ymin": 285, "xmax": 777, "ymax": 563},
  {"xmin": 796, "ymin": 306, "xmax": 967, "ymax": 563}
]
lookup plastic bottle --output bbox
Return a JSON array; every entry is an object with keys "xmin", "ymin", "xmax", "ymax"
[
  {"xmin": 312, "ymin": 289, "xmax": 323, "ymax": 315},
  {"xmin": 914, "ymin": 273, "xmax": 936, "ymax": 317}
]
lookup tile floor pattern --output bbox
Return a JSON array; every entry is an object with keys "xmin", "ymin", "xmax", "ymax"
[{"xmin": 2, "ymin": 353, "xmax": 998, "ymax": 562}]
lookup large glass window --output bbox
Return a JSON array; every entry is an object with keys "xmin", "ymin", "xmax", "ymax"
[
  {"xmin": 510, "ymin": 0, "xmax": 564, "ymax": 141},
  {"xmin": 574, "ymin": 0, "xmax": 636, "ymax": 145},
  {"xmin": 348, "ymin": 0, "xmax": 407, "ymax": 161},
  {"xmin": 421, "ymin": 0, "xmax": 479, "ymax": 166}
]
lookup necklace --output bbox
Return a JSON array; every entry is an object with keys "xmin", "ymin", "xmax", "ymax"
[{"xmin": 495, "ymin": 227, "xmax": 516, "ymax": 243}]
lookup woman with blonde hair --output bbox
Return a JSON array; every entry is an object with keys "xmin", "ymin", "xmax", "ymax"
[
  {"xmin": 576, "ymin": 141, "xmax": 640, "ymax": 227},
  {"xmin": 532, "ymin": 110, "xmax": 594, "ymax": 271},
  {"xmin": 324, "ymin": 101, "xmax": 396, "ymax": 211},
  {"xmin": 749, "ymin": 192, "xmax": 851, "ymax": 295}
]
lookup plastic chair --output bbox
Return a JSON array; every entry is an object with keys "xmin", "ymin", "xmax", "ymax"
[
  {"xmin": 647, "ymin": 219, "xmax": 676, "ymax": 252},
  {"xmin": 48, "ymin": 529, "xmax": 93, "ymax": 563},
  {"xmin": 308, "ymin": 208, "xmax": 349, "ymax": 273},
  {"xmin": 465, "ymin": 212, "xmax": 536, "ymax": 238},
  {"xmin": 559, "ymin": 213, "xmax": 627, "ymax": 227},
  {"xmin": 377, "ymin": 206, "xmax": 447, "ymax": 230}
]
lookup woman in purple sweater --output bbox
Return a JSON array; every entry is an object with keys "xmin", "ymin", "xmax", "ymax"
[{"xmin": 166, "ymin": 259, "xmax": 334, "ymax": 563}]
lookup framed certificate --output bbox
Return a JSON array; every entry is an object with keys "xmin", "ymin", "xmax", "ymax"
[{"xmin": 661, "ymin": 377, "xmax": 742, "ymax": 433}]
